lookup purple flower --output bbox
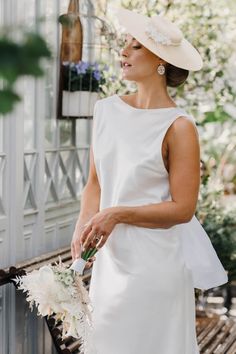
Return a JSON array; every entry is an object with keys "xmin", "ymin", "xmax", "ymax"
[
  {"xmin": 75, "ymin": 61, "xmax": 89, "ymax": 74},
  {"xmin": 103, "ymin": 64, "xmax": 109, "ymax": 71},
  {"xmin": 93, "ymin": 70, "xmax": 101, "ymax": 81}
]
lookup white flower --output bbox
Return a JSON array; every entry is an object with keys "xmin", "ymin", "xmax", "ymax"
[
  {"xmin": 64, "ymin": 269, "xmax": 73, "ymax": 275},
  {"xmin": 39, "ymin": 265, "xmax": 54, "ymax": 282},
  {"xmin": 145, "ymin": 22, "xmax": 172, "ymax": 45},
  {"xmin": 57, "ymin": 273, "xmax": 65, "ymax": 281},
  {"xmin": 14, "ymin": 259, "xmax": 94, "ymax": 351},
  {"xmin": 64, "ymin": 275, "xmax": 74, "ymax": 286},
  {"xmin": 145, "ymin": 21, "xmax": 182, "ymax": 46},
  {"xmin": 37, "ymin": 303, "xmax": 52, "ymax": 317},
  {"xmin": 65, "ymin": 315, "xmax": 78, "ymax": 338}
]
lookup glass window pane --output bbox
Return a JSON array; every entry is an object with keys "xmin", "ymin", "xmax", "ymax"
[
  {"xmin": 0, "ymin": 154, "xmax": 5, "ymax": 215},
  {"xmin": 15, "ymin": 0, "xmax": 36, "ymax": 29},
  {"xmin": 76, "ymin": 119, "xmax": 92, "ymax": 146},
  {"xmin": 23, "ymin": 79, "xmax": 35, "ymax": 150},
  {"xmin": 42, "ymin": 0, "xmax": 69, "ymax": 149},
  {"xmin": 0, "ymin": 116, "xmax": 3, "ymax": 152},
  {"xmin": 59, "ymin": 120, "xmax": 73, "ymax": 147}
]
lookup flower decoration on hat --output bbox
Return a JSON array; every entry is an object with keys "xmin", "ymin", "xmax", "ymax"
[{"xmin": 145, "ymin": 16, "xmax": 183, "ymax": 47}]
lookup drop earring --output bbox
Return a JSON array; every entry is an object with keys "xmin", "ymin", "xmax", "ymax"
[{"xmin": 157, "ymin": 63, "xmax": 165, "ymax": 75}]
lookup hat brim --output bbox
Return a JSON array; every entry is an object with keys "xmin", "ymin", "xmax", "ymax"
[{"xmin": 116, "ymin": 8, "xmax": 203, "ymax": 71}]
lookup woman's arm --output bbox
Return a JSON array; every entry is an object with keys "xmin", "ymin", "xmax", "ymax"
[
  {"xmin": 113, "ymin": 117, "xmax": 201, "ymax": 229},
  {"xmin": 80, "ymin": 117, "xmax": 201, "ymax": 251},
  {"xmin": 71, "ymin": 145, "xmax": 101, "ymax": 261}
]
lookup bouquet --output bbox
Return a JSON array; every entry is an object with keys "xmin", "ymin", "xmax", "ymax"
[{"xmin": 14, "ymin": 245, "xmax": 98, "ymax": 353}]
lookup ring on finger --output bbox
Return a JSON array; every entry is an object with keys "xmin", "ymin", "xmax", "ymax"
[
  {"xmin": 94, "ymin": 234, "xmax": 101, "ymax": 242},
  {"xmin": 95, "ymin": 235, "xmax": 103, "ymax": 244}
]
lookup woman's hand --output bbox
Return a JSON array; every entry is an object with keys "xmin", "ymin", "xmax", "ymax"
[
  {"xmin": 71, "ymin": 225, "xmax": 97, "ymax": 270},
  {"xmin": 71, "ymin": 224, "xmax": 86, "ymax": 262},
  {"xmin": 80, "ymin": 207, "xmax": 119, "ymax": 252}
]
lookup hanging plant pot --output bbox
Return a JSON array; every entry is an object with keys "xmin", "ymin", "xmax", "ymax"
[{"xmin": 62, "ymin": 90, "xmax": 99, "ymax": 117}]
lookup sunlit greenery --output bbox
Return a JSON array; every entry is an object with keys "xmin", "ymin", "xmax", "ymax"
[
  {"xmin": 98, "ymin": 0, "xmax": 236, "ymax": 120},
  {"xmin": 196, "ymin": 174, "xmax": 236, "ymax": 281},
  {"xmin": 0, "ymin": 32, "xmax": 51, "ymax": 114}
]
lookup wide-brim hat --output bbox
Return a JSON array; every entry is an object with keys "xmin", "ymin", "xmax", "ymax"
[{"xmin": 116, "ymin": 8, "xmax": 203, "ymax": 71}]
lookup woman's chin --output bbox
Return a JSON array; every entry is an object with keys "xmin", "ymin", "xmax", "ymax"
[{"xmin": 121, "ymin": 73, "xmax": 136, "ymax": 81}]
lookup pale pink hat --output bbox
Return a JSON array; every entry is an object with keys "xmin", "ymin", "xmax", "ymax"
[{"xmin": 116, "ymin": 8, "xmax": 203, "ymax": 71}]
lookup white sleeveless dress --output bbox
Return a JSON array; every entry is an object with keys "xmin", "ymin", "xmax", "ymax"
[{"xmin": 87, "ymin": 94, "xmax": 228, "ymax": 354}]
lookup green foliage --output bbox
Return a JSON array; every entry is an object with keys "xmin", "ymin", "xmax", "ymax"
[
  {"xmin": 0, "ymin": 89, "xmax": 21, "ymax": 114},
  {"xmin": 202, "ymin": 107, "xmax": 232, "ymax": 124},
  {"xmin": 199, "ymin": 119, "xmax": 236, "ymax": 195},
  {"xmin": 62, "ymin": 61, "xmax": 107, "ymax": 92},
  {"xmin": 109, "ymin": 0, "xmax": 236, "ymax": 122},
  {"xmin": 196, "ymin": 178, "xmax": 236, "ymax": 281},
  {"xmin": 0, "ymin": 32, "xmax": 51, "ymax": 115}
]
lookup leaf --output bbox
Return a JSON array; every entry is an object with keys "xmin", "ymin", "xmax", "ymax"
[
  {"xmin": 202, "ymin": 107, "xmax": 231, "ymax": 124},
  {"xmin": 23, "ymin": 33, "xmax": 51, "ymax": 59},
  {"xmin": 0, "ymin": 33, "xmax": 51, "ymax": 80},
  {"xmin": 0, "ymin": 89, "xmax": 21, "ymax": 114},
  {"xmin": 0, "ymin": 32, "xmax": 52, "ymax": 114},
  {"xmin": 0, "ymin": 38, "xmax": 21, "ymax": 83}
]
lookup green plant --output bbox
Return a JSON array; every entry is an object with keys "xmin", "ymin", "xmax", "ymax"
[
  {"xmin": 62, "ymin": 60, "xmax": 108, "ymax": 92},
  {"xmin": 0, "ymin": 33, "xmax": 51, "ymax": 115},
  {"xmin": 196, "ymin": 177, "xmax": 236, "ymax": 282},
  {"xmin": 199, "ymin": 120, "xmax": 236, "ymax": 195}
]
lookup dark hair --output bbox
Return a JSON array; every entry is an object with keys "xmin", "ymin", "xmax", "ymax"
[{"xmin": 165, "ymin": 63, "xmax": 189, "ymax": 88}]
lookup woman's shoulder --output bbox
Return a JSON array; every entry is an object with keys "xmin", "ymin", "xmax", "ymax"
[
  {"xmin": 174, "ymin": 107, "xmax": 197, "ymax": 125},
  {"xmin": 168, "ymin": 109, "xmax": 199, "ymax": 139},
  {"xmin": 95, "ymin": 94, "xmax": 116, "ymax": 107},
  {"xmin": 93, "ymin": 95, "xmax": 116, "ymax": 118}
]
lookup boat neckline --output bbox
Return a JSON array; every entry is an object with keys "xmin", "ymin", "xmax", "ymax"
[{"xmin": 114, "ymin": 94, "xmax": 180, "ymax": 111}]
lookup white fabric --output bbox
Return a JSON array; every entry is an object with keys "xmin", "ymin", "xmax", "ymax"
[
  {"xmin": 87, "ymin": 94, "xmax": 228, "ymax": 354},
  {"xmin": 70, "ymin": 258, "xmax": 86, "ymax": 274}
]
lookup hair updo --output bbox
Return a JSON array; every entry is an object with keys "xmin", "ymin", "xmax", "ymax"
[{"xmin": 165, "ymin": 63, "xmax": 189, "ymax": 88}]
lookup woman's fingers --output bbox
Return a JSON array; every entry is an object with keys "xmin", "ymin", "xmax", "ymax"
[
  {"xmin": 82, "ymin": 228, "xmax": 96, "ymax": 251},
  {"xmin": 84, "ymin": 256, "xmax": 96, "ymax": 269},
  {"xmin": 71, "ymin": 236, "xmax": 83, "ymax": 262},
  {"xmin": 71, "ymin": 243, "xmax": 76, "ymax": 262},
  {"xmin": 95, "ymin": 235, "xmax": 106, "ymax": 249}
]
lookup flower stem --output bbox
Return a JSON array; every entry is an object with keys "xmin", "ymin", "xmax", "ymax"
[
  {"xmin": 81, "ymin": 247, "xmax": 97, "ymax": 261},
  {"xmin": 87, "ymin": 247, "xmax": 98, "ymax": 259},
  {"xmin": 81, "ymin": 248, "xmax": 90, "ymax": 260}
]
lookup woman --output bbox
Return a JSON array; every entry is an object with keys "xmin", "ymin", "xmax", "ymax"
[{"xmin": 71, "ymin": 8, "xmax": 228, "ymax": 354}]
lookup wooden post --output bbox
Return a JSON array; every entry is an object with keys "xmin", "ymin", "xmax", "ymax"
[
  {"xmin": 60, "ymin": 0, "xmax": 83, "ymax": 62},
  {"xmin": 57, "ymin": 0, "xmax": 83, "ymax": 118}
]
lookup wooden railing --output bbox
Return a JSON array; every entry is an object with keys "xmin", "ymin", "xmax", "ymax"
[
  {"xmin": 1, "ymin": 247, "xmax": 236, "ymax": 354},
  {"xmin": 0, "ymin": 246, "xmax": 91, "ymax": 284}
]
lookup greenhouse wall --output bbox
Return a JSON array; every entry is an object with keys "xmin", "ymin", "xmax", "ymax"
[{"xmin": 0, "ymin": 1, "xmax": 92, "ymax": 352}]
